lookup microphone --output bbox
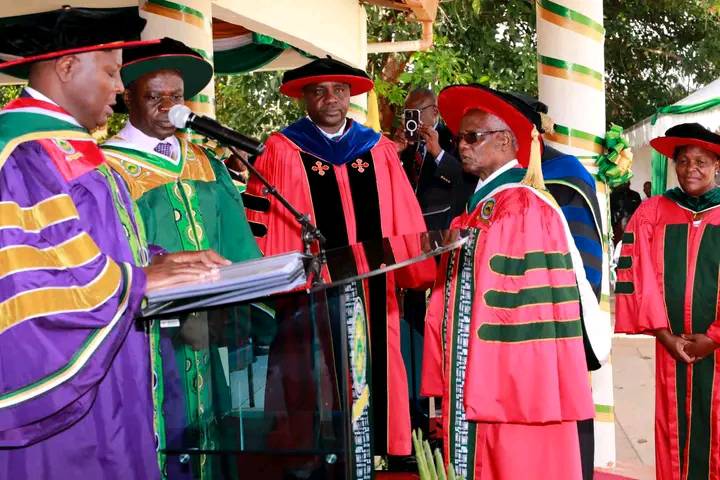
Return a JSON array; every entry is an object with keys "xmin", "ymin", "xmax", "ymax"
[{"xmin": 168, "ymin": 105, "xmax": 265, "ymax": 156}]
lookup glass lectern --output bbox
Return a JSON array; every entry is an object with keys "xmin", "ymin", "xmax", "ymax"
[{"xmin": 143, "ymin": 230, "xmax": 466, "ymax": 480}]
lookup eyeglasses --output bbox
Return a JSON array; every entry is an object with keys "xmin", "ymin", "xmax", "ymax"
[
  {"xmin": 417, "ymin": 104, "xmax": 437, "ymax": 111},
  {"xmin": 455, "ymin": 129, "xmax": 507, "ymax": 145}
]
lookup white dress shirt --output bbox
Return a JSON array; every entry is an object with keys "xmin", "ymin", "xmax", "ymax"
[
  {"xmin": 474, "ymin": 159, "xmax": 519, "ymax": 193},
  {"xmin": 118, "ymin": 122, "xmax": 181, "ymax": 163},
  {"xmin": 310, "ymin": 117, "xmax": 347, "ymax": 140}
]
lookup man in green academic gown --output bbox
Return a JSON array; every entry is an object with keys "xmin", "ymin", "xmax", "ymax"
[{"xmin": 102, "ymin": 37, "xmax": 271, "ymax": 479}]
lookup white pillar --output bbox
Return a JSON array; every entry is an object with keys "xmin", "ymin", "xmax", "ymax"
[
  {"xmin": 139, "ymin": 0, "xmax": 215, "ymax": 118},
  {"xmin": 536, "ymin": 0, "xmax": 616, "ymax": 468},
  {"xmin": 348, "ymin": 5, "xmax": 369, "ymax": 126}
]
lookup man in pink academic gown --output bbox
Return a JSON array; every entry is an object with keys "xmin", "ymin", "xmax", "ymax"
[{"xmin": 421, "ymin": 84, "xmax": 595, "ymax": 480}]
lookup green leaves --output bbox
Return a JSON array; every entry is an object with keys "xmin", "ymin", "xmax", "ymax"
[
  {"xmin": 214, "ymin": 72, "xmax": 304, "ymax": 140},
  {"xmin": 0, "ymin": 85, "xmax": 21, "ymax": 108},
  {"xmin": 412, "ymin": 428, "xmax": 463, "ymax": 480}
]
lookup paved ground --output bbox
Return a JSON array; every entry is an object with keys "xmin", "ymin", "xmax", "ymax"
[
  {"xmin": 228, "ymin": 333, "xmax": 661, "ymax": 479},
  {"xmin": 597, "ymin": 334, "xmax": 657, "ymax": 480}
]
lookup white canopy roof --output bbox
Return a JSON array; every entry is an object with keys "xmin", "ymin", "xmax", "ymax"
[{"xmin": 625, "ymin": 77, "xmax": 720, "ymax": 148}]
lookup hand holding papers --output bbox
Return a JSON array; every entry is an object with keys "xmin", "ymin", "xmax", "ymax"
[
  {"xmin": 142, "ymin": 252, "xmax": 307, "ymax": 316},
  {"xmin": 141, "ymin": 230, "xmax": 469, "ymax": 317},
  {"xmin": 143, "ymin": 249, "xmax": 230, "ymax": 292}
]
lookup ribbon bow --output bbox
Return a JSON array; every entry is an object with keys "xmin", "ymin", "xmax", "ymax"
[{"xmin": 595, "ymin": 123, "xmax": 633, "ymax": 187}]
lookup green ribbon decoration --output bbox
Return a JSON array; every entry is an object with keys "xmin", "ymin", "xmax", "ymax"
[
  {"xmin": 595, "ymin": 123, "xmax": 633, "ymax": 187},
  {"xmin": 651, "ymin": 97, "xmax": 720, "ymax": 125},
  {"xmin": 537, "ymin": 0, "xmax": 605, "ymax": 35},
  {"xmin": 538, "ymin": 55, "xmax": 604, "ymax": 81},
  {"xmin": 553, "ymin": 123, "xmax": 605, "ymax": 146}
]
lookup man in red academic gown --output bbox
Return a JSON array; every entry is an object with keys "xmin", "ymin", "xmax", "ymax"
[
  {"xmin": 244, "ymin": 58, "xmax": 435, "ymax": 468},
  {"xmin": 421, "ymin": 85, "xmax": 595, "ymax": 479}
]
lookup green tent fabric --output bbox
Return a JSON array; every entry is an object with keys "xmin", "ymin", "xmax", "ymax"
[
  {"xmin": 651, "ymin": 149, "xmax": 668, "ymax": 196},
  {"xmin": 214, "ymin": 33, "xmax": 314, "ymax": 75}
]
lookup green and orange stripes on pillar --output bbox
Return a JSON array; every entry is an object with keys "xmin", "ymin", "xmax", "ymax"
[
  {"xmin": 595, "ymin": 403, "xmax": 614, "ymax": 422},
  {"xmin": 141, "ymin": 0, "xmax": 209, "ymax": 30},
  {"xmin": 537, "ymin": 0, "xmax": 605, "ymax": 43},
  {"xmin": 545, "ymin": 124, "xmax": 605, "ymax": 154},
  {"xmin": 538, "ymin": 55, "xmax": 604, "ymax": 91},
  {"xmin": 186, "ymin": 93, "xmax": 214, "ymax": 116}
]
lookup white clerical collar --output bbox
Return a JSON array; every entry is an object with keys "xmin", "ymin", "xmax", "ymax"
[
  {"xmin": 474, "ymin": 159, "xmax": 519, "ymax": 193},
  {"xmin": 23, "ymin": 87, "xmax": 83, "ymax": 128},
  {"xmin": 309, "ymin": 116, "xmax": 347, "ymax": 140},
  {"xmin": 118, "ymin": 121, "xmax": 181, "ymax": 163},
  {"xmin": 25, "ymin": 86, "xmax": 60, "ymax": 106}
]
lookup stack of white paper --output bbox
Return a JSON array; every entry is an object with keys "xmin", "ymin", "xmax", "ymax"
[{"xmin": 142, "ymin": 252, "xmax": 307, "ymax": 316}]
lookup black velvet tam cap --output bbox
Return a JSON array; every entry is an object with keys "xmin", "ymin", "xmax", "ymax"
[
  {"xmin": 121, "ymin": 37, "xmax": 213, "ymax": 99},
  {"xmin": 280, "ymin": 57, "xmax": 373, "ymax": 98},
  {"xmin": 651, "ymin": 122, "xmax": 720, "ymax": 159},
  {"xmin": 0, "ymin": 6, "xmax": 151, "ymax": 79},
  {"xmin": 438, "ymin": 84, "xmax": 542, "ymax": 167}
]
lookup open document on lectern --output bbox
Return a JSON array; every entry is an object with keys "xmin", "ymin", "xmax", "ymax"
[{"xmin": 142, "ymin": 252, "xmax": 307, "ymax": 316}]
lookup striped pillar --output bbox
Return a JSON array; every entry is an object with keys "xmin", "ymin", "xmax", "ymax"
[
  {"xmin": 138, "ymin": 0, "xmax": 216, "ymax": 118},
  {"xmin": 536, "ymin": 0, "xmax": 617, "ymax": 468}
]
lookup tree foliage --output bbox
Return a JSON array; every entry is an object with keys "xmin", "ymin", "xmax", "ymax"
[
  {"xmin": 1, "ymin": 0, "xmax": 719, "ymax": 133},
  {"xmin": 367, "ymin": 0, "xmax": 536, "ymax": 131},
  {"xmin": 215, "ymin": 71, "xmax": 304, "ymax": 140},
  {"xmin": 0, "ymin": 85, "xmax": 21, "ymax": 107},
  {"xmin": 604, "ymin": 0, "xmax": 720, "ymax": 125},
  {"xmin": 369, "ymin": 0, "xmax": 720, "ymax": 129}
]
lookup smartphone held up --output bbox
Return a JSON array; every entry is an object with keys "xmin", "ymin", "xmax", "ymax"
[{"xmin": 404, "ymin": 109, "xmax": 420, "ymax": 143}]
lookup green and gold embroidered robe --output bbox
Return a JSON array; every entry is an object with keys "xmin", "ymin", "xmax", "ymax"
[{"xmin": 103, "ymin": 133, "xmax": 265, "ymax": 479}]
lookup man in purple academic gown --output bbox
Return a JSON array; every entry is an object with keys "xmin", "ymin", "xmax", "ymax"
[{"xmin": 0, "ymin": 8, "xmax": 227, "ymax": 479}]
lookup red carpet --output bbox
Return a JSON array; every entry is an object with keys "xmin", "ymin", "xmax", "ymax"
[{"xmin": 378, "ymin": 471, "xmax": 633, "ymax": 480}]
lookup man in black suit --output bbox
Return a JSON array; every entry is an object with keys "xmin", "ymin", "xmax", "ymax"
[
  {"xmin": 392, "ymin": 90, "xmax": 477, "ymax": 471},
  {"xmin": 396, "ymin": 88, "xmax": 476, "ymax": 230}
]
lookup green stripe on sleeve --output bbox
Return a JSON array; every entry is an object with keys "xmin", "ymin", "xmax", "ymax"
[
  {"xmin": 617, "ymin": 256, "xmax": 632, "ymax": 269},
  {"xmin": 489, "ymin": 251, "xmax": 573, "ymax": 276},
  {"xmin": 478, "ymin": 319, "xmax": 582, "ymax": 342},
  {"xmin": 621, "ymin": 232, "xmax": 635, "ymax": 244},
  {"xmin": 484, "ymin": 285, "xmax": 578, "ymax": 308},
  {"xmin": 614, "ymin": 281, "xmax": 635, "ymax": 294}
]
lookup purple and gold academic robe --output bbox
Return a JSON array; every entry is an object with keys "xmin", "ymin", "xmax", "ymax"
[
  {"xmin": 245, "ymin": 117, "xmax": 435, "ymax": 456},
  {"xmin": 616, "ymin": 188, "xmax": 720, "ymax": 480},
  {"xmin": 422, "ymin": 167, "xmax": 594, "ymax": 480},
  {"xmin": 0, "ymin": 96, "xmax": 158, "ymax": 479}
]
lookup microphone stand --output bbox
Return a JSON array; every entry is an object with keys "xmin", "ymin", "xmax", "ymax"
[{"xmin": 227, "ymin": 146, "xmax": 327, "ymax": 286}]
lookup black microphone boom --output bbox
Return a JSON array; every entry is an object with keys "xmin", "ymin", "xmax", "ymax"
[{"xmin": 168, "ymin": 105, "xmax": 265, "ymax": 156}]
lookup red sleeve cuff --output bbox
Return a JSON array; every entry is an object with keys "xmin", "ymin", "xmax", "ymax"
[{"xmin": 706, "ymin": 324, "xmax": 720, "ymax": 345}]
